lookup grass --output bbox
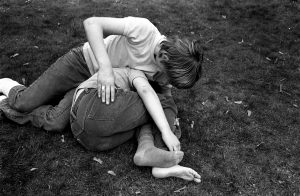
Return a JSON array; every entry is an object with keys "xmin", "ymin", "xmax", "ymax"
[{"xmin": 1, "ymin": 0, "xmax": 300, "ymax": 195}]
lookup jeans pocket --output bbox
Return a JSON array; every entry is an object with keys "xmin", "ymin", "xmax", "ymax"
[{"xmin": 87, "ymin": 97, "xmax": 118, "ymax": 121}]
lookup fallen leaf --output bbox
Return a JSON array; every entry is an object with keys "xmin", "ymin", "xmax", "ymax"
[
  {"xmin": 22, "ymin": 78, "xmax": 26, "ymax": 85},
  {"xmin": 266, "ymin": 57, "xmax": 271, "ymax": 61},
  {"xmin": 108, "ymin": 170, "xmax": 116, "ymax": 176},
  {"xmin": 33, "ymin": 46, "xmax": 39, "ymax": 49},
  {"xmin": 191, "ymin": 121, "xmax": 194, "ymax": 129},
  {"xmin": 135, "ymin": 191, "xmax": 141, "ymax": 194},
  {"xmin": 225, "ymin": 96, "xmax": 229, "ymax": 102},
  {"xmin": 238, "ymin": 39, "xmax": 244, "ymax": 44},
  {"xmin": 61, "ymin": 135, "xmax": 65, "ymax": 143},
  {"xmin": 93, "ymin": 157, "xmax": 103, "ymax": 164},
  {"xmin": 174, "ymin": 118, "xmax": 180, "ymax": 126},
  {"xmin": 279, "ymin": 51, "xmax": 284, "ymax": 55},
  {"xmin": 174, "ymin": 186, "xmax": 187, "ymax": 193},
  {"xmin": 30, "ymin": 168, "xmax": 38, "ymax": 171},
  {"xmin": 23, "ymin": 62, "xmax": 30, "ymax": 66},
  {"xmin": 222, "ymin": 15, "xmax": 227, "ymax": 19},
  {"xmin": 10, "ymin": 53, "xmax": 19, "ymax": 58},
  {"xmin": 293, "ymin": 104, "xmax": 298, "ymax": 108},
  {"xmin": 234, "ymin": 101, "xmax": 242, "ymax": 104},
  {"xmin": 247, "ymin": 110, "xmax": 252, "ymax": 117},
  {"xmin": 202, "ymin": 100, "xmax": 208, "ymax": 105}
]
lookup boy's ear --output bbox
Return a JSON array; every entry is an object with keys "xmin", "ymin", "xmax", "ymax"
[{"xmin": 160, "ymin": 52, "xmax": 169, "ymax": 61}]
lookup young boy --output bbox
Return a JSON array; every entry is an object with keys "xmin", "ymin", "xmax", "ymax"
[
  {"xmin": 0, "ymin": 66, "xmax": 201, "ymax": 182},
  {"xmin": 64, "ymin": 65, "xmax": 201, "ymax": 182}
]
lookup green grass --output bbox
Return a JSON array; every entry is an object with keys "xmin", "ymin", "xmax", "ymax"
[{"xmin": 1, "ymin": 0, "xmax": 300, "ymax": 195}]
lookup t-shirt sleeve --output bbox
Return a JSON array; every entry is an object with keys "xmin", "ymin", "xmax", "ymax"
[
  {"xmin": 123, "ymin": 17, "xmax": 157, "ymax": 45},
  {"xmin": 127, "ymin": 69, "xmax": 148, "ymax": 89}
]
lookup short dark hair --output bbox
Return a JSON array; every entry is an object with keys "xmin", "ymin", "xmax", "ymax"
[{"xmin": 160, "ymin": 38, "xmax": 204, "ymax": 89}]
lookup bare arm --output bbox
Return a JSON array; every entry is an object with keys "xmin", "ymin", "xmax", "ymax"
[
  {"xmin": 83, "ymin": 17, "xmax": 126, "ymax": 104},
  {"xmin": 133, "ymin": 77, "xmax": 180, "ymax": 151}
]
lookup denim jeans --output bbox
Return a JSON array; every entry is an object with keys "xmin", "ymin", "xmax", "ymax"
[
  {"xmin": 70, "ymin": 88, "xmax": 178, "ymax": 151},
  {"xmin": 5, "ymin": 46, "xmax": 91, "ymax": 131},
  {"xmin": 4, "ymin": 45, "xmax": 180, "ymax": 148}
]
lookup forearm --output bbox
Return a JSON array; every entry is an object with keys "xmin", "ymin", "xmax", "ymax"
[
  {"xmin": 138, "ymin": 87, "xmax": 172, "ymax": 135},
  {"xmin": 83, "ymin": 17, "xmax": 112, "ymax": 71}
]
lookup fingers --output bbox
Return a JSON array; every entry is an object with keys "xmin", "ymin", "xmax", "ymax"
[
  {"xmin": 101, "ymin": 85, "xmax": 106, "ymax": 103},
  {"xmin": 172, "ymin": 140, "xmax": 181, "ymax": 151},
  {"xmin": 111, "ymin": 85, "xmax": 115, "ymax": 102},
  {"xmin": 169, "ymin": 144, "xmax": 181, "ymax": 151},
  {"xmin": 98, "ymin": 84, "xmax": 101, "ymax": 98},
  {"xmin": 105, "ymin": 85, "xmax": 110, "ymax": 104},
  {"xmin": 100, "ymin": 85, "xmax": 115, "ymax": 104}
]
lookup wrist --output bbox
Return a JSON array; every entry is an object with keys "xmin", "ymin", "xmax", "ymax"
[{"xmin": 161, "ymin": 129, "xmax": 173, "ymax": 135}]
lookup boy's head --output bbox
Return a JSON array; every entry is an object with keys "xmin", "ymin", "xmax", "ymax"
[{"xmin": 158, "ymin": 37, "xmax": 204, "ymax": 89}]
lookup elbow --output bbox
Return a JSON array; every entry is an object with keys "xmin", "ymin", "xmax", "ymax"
[
  {"xmin": 140, "ymin": 86, "xmax": 151, "ymax": 95},
  {"xmin": 83, "ymin": 17, "xmax": 98, "ymax": 27},
  {"xmin": 139, "ymin": 86, "xmax": 155, "ymax": 97}
]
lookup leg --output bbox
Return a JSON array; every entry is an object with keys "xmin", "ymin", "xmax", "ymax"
[
  {"xmin": 0, "ymin": 46, "xmax": 90, "ymax": 112},
  {"xmin": 152, "ymin": 165, "xmax": 201, "ymax": 183},
  {"xmin": 134, "ymin": 124, "xmax": 184, "ymax": 168},
  {"xmin": 0, "ymin": 89, "xmax": 75, "ymax": 131}
]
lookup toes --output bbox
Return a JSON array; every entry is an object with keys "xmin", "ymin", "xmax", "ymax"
[
  {"xmin": 194, "ymin": 178, "xmax": 201, "ymax": 183},
  {"xmin": 189, "ymin": 169, "xmax": 201, "ymax": 182}
]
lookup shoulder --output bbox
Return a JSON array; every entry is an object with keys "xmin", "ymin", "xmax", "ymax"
[
  {"xmin": 124, "ymin": 16, "xmax": 153, "ymax": 27},
  {"xmin": 123, "ymin": 17, "xmax": 159, "ymax": 42}
]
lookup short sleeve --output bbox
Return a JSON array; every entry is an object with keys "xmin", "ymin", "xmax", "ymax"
[
  {"xmin": 123, "ymin": 17, "xmax": 157, "ymax": 45},
  {"xmin": 127, "ymin": 68, "xmax": 148, "ymax": 88}
]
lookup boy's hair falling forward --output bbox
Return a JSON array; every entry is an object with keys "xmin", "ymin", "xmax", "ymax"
[{"xmin": 160, "ymin": 38, "xmax": 204, "ymax": 89}]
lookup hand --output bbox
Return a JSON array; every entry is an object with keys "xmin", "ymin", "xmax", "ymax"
[
  {"xmin": 162, "ymin": 131, "xmax": 181, "ymax": 151},
  {"xmin": 97, "ymin": 69, "xmax": 115, "ymax": 104}
]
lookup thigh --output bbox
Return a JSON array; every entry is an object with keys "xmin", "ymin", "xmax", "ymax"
[{"xmin": 9, "ymin": 46, "xmax": 91, "ymax": 112}]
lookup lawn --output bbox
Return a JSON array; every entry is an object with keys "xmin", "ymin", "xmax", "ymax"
[{"xmin": 0, "ymin": 0, "xmax": 299, "ymax": 195}]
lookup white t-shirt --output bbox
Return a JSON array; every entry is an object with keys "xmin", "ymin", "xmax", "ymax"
[
  {"xmin": 82, "ymin": 16, "xmax": 169, "ymax": 87},
  {"xmin": 78, "ymin": 67, "xmax": 147, "ymax": 91},
  {"xmin": 73, "ymin": 67, "xmax": 147, "ymax": 102}
]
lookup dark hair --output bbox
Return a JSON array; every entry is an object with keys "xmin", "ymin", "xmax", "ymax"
[{"xmin": 160, "ymin": 38, "xmax": 203, "ymax": 89}]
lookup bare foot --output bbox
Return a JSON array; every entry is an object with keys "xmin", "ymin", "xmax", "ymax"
[
  {"xmin": 152, "ymin": 165, "xmax": 201, "ymax": 183},
  {"xmin": 134, "ymin": 147, "xmax": 184, "ymax": 168}
]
